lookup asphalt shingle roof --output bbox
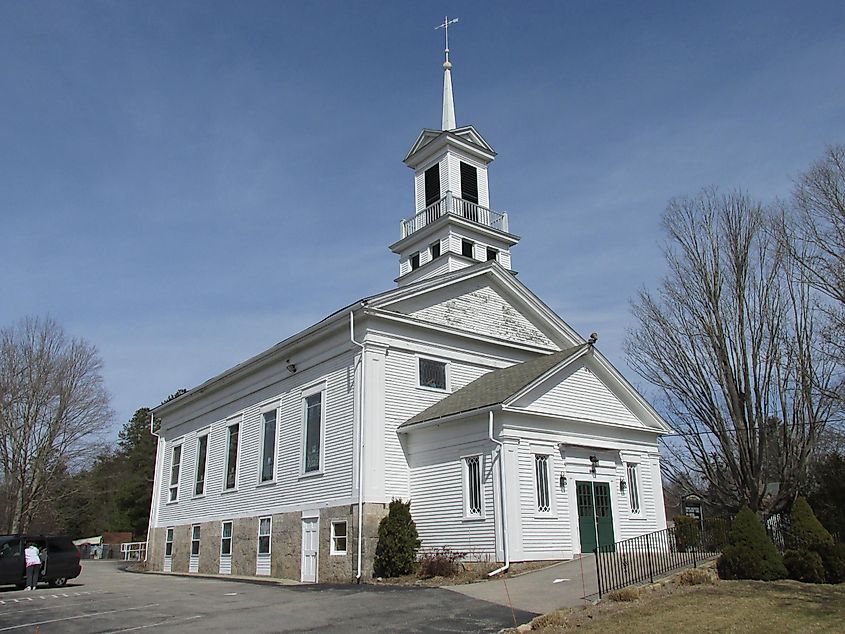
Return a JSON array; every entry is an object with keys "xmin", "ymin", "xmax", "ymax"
[{"xmin": 400, "ymin": 344, "xmax": 586, "ymax": 429}]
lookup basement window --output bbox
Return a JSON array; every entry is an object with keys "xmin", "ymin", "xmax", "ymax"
[{"xmin": 331, "ymin": 521, "xmax": 347, "ymax": 555}]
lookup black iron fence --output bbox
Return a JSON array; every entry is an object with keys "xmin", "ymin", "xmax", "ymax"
[{"xmin": 594, "ymin": 520, "xmax": 730, "ymax": 598}]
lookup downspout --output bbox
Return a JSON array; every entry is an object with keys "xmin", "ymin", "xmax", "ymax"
[
  {"xmin": 487, "ymin": 410, "xmax": 510, "ymax": 577},
  {"xmin": 145, "ymin": 411, "xmax": 162, "ymax": 563},
  {"xmin": 350, "ymin": 310, "xmax": 366, "ymax": 583}
]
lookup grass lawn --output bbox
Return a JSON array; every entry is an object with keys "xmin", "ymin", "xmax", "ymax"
[{"xmin": 526, "ymin": 579, "xmax": 845, "ymax": 633}]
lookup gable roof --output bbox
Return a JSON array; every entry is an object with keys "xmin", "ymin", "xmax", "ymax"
[
  {"xmin": 400, "ymin": 344, "xmax": 587, "ymax": 429},
  {"xmin": 404, "ymin": 126, "xmax": 496, "ymax": 166}
]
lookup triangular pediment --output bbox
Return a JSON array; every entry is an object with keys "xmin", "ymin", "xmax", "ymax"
[
  {"xmin": 404, "ymin": 125, "xmax": 496, "ymax": 166},
  {"xmin": 506, "ymin": 355, "xmax": 670, "ymax": 432},
  {"xmin": 369, "ymin": 262, "xmax": 579, "ymax": 350}
]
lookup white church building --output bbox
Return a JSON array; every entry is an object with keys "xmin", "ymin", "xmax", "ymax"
[{"xmin": 146, "ymin": 36, "xmax": 670, "ymax": 583}]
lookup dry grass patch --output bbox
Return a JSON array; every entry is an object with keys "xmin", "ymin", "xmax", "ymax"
[
  {"xmin": 517, "ymin": 579, "xmax": 845, "ymax": 633},
  {"xmin": 372, "ymin": 560, "xmax": 559, "ymax": 587},
  {"xmin": 676, "ymin": 567, "xmax": 717, "ymax": 586}
]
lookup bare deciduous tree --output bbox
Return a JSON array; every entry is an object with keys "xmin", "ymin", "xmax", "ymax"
[
  {"xmin": 0, "ymin": 316, "xmax": 112, "ymax": 533},
  {"xmin": 626, "ymin": 189, "xmax": 835, "ymax": 516},
  {"xmin": 781, "ymin": 145, "xmax": 845, "ymax": 399}
]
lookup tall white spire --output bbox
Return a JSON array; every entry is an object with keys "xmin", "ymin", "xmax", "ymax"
[{"xmin": 436, "ymin": 16, "xmax": 458, "ymax": 131}]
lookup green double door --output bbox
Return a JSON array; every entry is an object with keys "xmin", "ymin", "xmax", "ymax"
[{"xmin": 576, "ymin": 481, "xmax": 615, "ymax": 553}]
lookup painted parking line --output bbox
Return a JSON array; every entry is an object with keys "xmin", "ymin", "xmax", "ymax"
[
  {"xmin": 0, "ymin": 590, "xmax": 101, "ymax": 605},
  {"xmin": 103, "ymin": 614, "xmax": 203, "ymax": 633},
  {"xmin": 0, "ymin": 603, "xmax": 158, "ymax": 631},
  {"xmin": 0, "ymin": 595, "xmax": 118, "ymax": 617}
]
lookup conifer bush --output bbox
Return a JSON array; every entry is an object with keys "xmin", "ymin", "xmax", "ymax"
[
  {"xmin": 783, "ymin": 549, "xmax": 826, "ymax": 584},
  {"xmin": 814, "ymin": 542, "xmax": 845, "ymax": 584},
  {"xmin": 373, "ymin": 499, "xmax": 421, "ymax": 578},
  {"xmin": 787, "ymin": 497, "xmax": 834, "ymax": 550},
  {"xmin": 716, "ymin": 507, "xmax": 786, "ymax": 581}
]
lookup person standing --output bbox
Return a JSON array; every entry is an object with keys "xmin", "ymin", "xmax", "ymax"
[{"xmin": 24, "ymin": 543, "xmax": 41, "ymax": 590}]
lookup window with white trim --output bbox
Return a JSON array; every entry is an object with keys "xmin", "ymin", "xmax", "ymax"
[
  {"xmin": 191, "ymin": 525, "xmax": 201, "ymax": 556},
  {"xmin": 165, "ymin": 528, "xmax": 174, "ymax": 557},
  {"xmin": 258, "ymin": 517, "xmax": 271, "ymax": 555},
  {"xmin": 303, "ymin": 391, "xmax": 323, "ymax": 474},
  {"xmin": 464, "ymin": 455, "xmax": 483, "ymax": 517},
  {"xmin": 535, "ymin": 454, "xmax": 551, "ymax": 513},
  {"xmin": 419, "ymin": 358, "xmax": 447, "ymax": 391},
  {"xmin": 331, "ymin": 521, "xmax": 347, "ymax": 555},
  {"xmin": 260, "ymin": 409, "xmax": 277, "ymax": 483},
  {"xmin": 224, "ymin": 421, "xmax": 239, "ymax": 490},
  {"xmin": 627, "ymin": 462, "xmax": 641, "ymax": 514},
  {"xmin": 194, "ymin": 434, "xmax": 208, "ymax": 496},
  {"xmin": 168, "ymin": 444, "xmax": 181, "ymax": 502},
  {"xmin": 220, "ymin": 521, "xmax": 233, "ymax": 556}
]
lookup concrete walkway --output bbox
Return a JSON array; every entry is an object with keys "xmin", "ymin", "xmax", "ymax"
[{"xmin": 444, "ymin": 556, "xmax": 599, "ymax": 616}]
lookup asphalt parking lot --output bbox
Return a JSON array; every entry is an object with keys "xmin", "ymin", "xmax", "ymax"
[{"xmin": 0, "ymin": 561, "xmax": 536, "ymax": 633}]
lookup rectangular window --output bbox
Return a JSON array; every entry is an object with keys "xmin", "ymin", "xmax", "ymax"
[
  {"xmin": 194, "ymin": 434, "xmax": 208, "ymax": 496},
  {"xmin": 430, "ymin": 240, "xmax": 441, "ymax": 260},
  {"xmin": 464, "ymin": 456, "xmax": 482, "ymax": 517},
  {"xmin": 165, "ymin": 528, "xmax": 174, "ymax": 557},
  {"xmin": 304, "ymin": 392, "xmax": 323, "ymax": 473},
  {"xmin": 419, "ymin": 358, "xmax": 447, "ymax": 390},
  {"xmin": 331, "ymin": 521, "xmax": 347, "ymax": 555},
  {"xmin": 424, "ymin": 164, "xmax": 441, "ymax": 207},
  {"xmin": 191, "ymin": 525, "xmax": 201, "ymax": 556},
  {"xmin": 461, "ymin": 239, "xmax": 474, "ymax": 259},
  {"xmin": 410, "ymin": 252, "xmax": 420, "ymax": 270},
  {"xmin": 221, "ymin": 521, "xmax": 233, "ymax": 556},
  {"xmin": 261, "ymin": 410, "xmax": 277, "ymax": 483},
  {"xmin": 627, "ymin": 463, "xmax": 641, "ymax": 514},
  {"xmin": 168, "ymin": 445, "xmax": 181, "ymax": 502},
  {"xmin": 258, "ymin": 517, "xmax": 271, "ymax": 555},
  {"xmin": 225, "ymin": 422, "xmax": 239, "ymax": 490},
  {"xmin": 535, "ymin": 454, "xmax": 551, "ymax": 513},
  {"xmin": 486, "ymin": 247, "xmax": 498, "ymax": 262}
]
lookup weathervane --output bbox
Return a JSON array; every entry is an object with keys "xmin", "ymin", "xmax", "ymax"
[{"xmin": 435, "ymin": 16, "xmax": 459, "ymax": 65}]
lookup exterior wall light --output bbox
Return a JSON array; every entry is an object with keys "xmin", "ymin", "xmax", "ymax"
[
  {"xmin": 620, "ymin": 479, "xmax": 627, "ymax": 494},
  {"xmin": 559, "ymin": 473, "xmax": 567, "ymax": 491},
  {"xmin": 286, "ymin": 363, "xmax": 297, "ymax": 373}
]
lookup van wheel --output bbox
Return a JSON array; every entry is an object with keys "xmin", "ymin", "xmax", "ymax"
[{"xmin": 48, "ymin": 578, "xmax": 67, "ymax": 588}]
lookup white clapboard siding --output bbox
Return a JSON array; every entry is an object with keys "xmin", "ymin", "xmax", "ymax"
[
  {"xmin": 383, "ymin": 348, "xmax": 490, "ymax": 499},
  {"xmin": 156, "ymin": 354, "xmax": 355, "ymax": 527},
  {"xmin": 256, "ymin": 554, "xmax": 271, "ymax": 576},
  {"xmin": 409, "ymin": 441, "xmax": 497, "ymax": 559},
  {"xmin": 616, "ymin": 454, "xmax": 662, "ymax": 541},
  {"xmin": 398, "ymin": 284, "xmax": 556, "ymax": 348},
  {"xmin": 516, "ymin": 446, "xmax": 571, "ymax": 558},
  {"xmin": 525, "ymin": 366, "xmax": 641, "ymax": 427},
  {"xmin": 219, "ymin": 555, "xmax": 232, "ymax": 575}
]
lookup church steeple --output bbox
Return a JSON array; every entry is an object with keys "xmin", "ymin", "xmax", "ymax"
[
  {"xmin": 389, "ymin": 20, "xmax": 520, "ymax": 287},
  {"xmin": 438, "ymin": 16, "xmax": 458, "ymax": 130}
]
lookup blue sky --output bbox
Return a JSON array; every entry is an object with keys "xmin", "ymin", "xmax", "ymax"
[{"xmin": 2, "ymin": 1, "xmax": 843, "ymax": 435}]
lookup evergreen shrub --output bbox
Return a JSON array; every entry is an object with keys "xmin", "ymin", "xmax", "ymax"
[
  {"xmin": 702, "ymin": 517, "xmax": 732, "ymax": 552},
  {"xmin": 373, "ymin": 499, "xmax": 421, "ymax": 578},
  {"xmin": 813, "ymin": 542, "xmax": 845, "ymax": 584},
  {"xmin": 716, "ymin": 507, "xmax": 786, "ymax": 581},
  {"xmin": 783, "ymin": 549, "xmax": 826, "ymax": 584},
  {"xmin": 788, "ymin": 497, "xmax": 834, "ymax": 550}
]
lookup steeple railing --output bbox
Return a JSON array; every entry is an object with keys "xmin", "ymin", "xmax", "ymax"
[{"xmin": 400, "ymin": 192, "xmax": 508, "ymax": 239}]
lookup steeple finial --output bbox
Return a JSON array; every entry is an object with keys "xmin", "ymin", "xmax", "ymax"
[{"xmin": 435, "ymin": 16, "xmax": 458, "ymax": 131}]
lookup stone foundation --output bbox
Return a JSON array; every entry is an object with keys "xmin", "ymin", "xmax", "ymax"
[{"xmin": 147, "ymin": 502, "xmax": 389, "ymax": 583}]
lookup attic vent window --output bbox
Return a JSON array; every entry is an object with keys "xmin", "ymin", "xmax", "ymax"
[
  {"xmin": 486, "ymin": 247, "xmax": 498, "ymax": 262},
  {"xmin": 419, "ymin": 358, "xmax": 447, "ymax": 391},
  {"xmin": 460, "ymin": 161, "xmax": 479, "ymax": 205},
  {"xmin": 430, "ymin": 241, "xmax": 441, "ymax": 260},
  {"xmin": 461, "ymin": 240, "xmax": 474, "ymax": 259},
  {"xmin": 424, "ymin": 164, "xmax": 441, "ymax": 207},
  {"xmin": 410, "ymin": 252, "xmax": 420, "ymax": 270}
]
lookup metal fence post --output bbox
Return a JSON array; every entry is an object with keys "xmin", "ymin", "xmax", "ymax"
[
  {"xmin": 645, "ymin": 532, "xmax": 654, "ymax": 584},
  {"xmin": 594, "ymin": 546, "xmax": 602, "ymax": 600}
]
